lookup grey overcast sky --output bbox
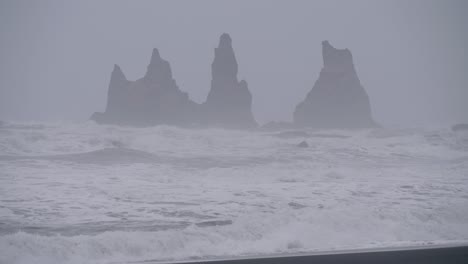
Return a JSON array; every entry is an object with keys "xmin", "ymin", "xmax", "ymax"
[{"xmin": 0, "ymin": 0, "xmax": 467, "ymax": 127}]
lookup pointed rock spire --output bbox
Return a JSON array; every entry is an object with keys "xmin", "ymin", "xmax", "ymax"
[
  {"xmin": 108, "ymin": 64, "xmax": 127, "ymax": 92},
  {"xmin": 92, "ymin": 37, "xmax": 256, "ymax": 129},
  {"xmin": 144, "ymin": 48, "xmax": 173, "ymax": 84},
  {"xmin": 321, "ymin": 40, "xmax": 354, "ymax": 73},
  {"xmin": 219, "ymin": 33, "xmax": 232, "ymax": 46},
  {"xmin": 294, "ymin": 41, "xmax": 375, "ymax": 129},
  {"xmin": 93, "ymin": 48, "xmax": 200, "ymax": 126},
  {"xmin": 211, "ymin": 33, "xmax": 238, "ymax": 84},
  {"xmin": 111, "ymin": 64, "xmax": 127, "ymax": 83},
  {"xmin": 104, "ymin": 64, "xmax": 128, "ymax": 114},
  {"xmin": 149, "ymin": 48, "xmax": 161, "ymax": 65},
  {"xmin": 203, "ymin": 33, "xmax": 256, "ymax": 128}
]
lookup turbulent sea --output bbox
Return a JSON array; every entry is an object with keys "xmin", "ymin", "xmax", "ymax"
[{"xmin": 0, "ymin": 121, "xmax": 468, "ymax": 264}]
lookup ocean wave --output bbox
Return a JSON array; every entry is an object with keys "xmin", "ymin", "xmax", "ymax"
[
  {"xmin": 0, "ymin": 122, "xmax": 276, "ymax": 157},
  {"xmin": 1, "ymin": 208, "xmax": 467, "ymax": 264},
  {"xmin": 1, "ymin": 121, "xmax": 468, "ymax": 264},
  {"xmin": 0, "ymin": 121, "xmax": 465, "ymax": 159}
]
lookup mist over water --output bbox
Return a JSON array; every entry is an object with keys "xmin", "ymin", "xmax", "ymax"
[{"xmin": 1, "ymin": 1, "xmax": 468, "ymax": 264}]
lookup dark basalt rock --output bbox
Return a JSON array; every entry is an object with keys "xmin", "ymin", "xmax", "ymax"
[
  {"xmin": 91, "ymin": 49, "xmax": 199, "ymax": 127},
  {"xmin": 201, "ymin": 33, "xmax": 257, "ymax": 128},
  {"xmin": 294, "ymin": 41, "xmax": 376, "ymax": 129},
  {"xmin": 452, "ymin": 123, "xmax": 468, "ymax": 132},
  {"xmin": 297, "ymin": 140, "xmax": 309, "ymax": 148}
]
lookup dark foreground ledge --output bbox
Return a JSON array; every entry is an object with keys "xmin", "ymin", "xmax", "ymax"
[{"xmin": 133, "ymin": 244, "xmax": 468, "ymax": 264}]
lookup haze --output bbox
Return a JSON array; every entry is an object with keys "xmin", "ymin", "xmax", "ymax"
[{"xmin": 1, "ymin": 0, "xmax": 467, "ymax": 127}]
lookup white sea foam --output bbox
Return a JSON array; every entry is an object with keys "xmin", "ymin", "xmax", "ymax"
[{"xmin": 0, "ymin": 122, "xmax": 467, "ymax": 263}]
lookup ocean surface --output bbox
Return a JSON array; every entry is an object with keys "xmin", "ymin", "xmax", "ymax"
[{"xmin": 0, "ymin": 121, "xmax": 467, "ymax": 264}]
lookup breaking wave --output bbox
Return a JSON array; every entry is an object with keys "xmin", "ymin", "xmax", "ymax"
[
  {"xmin": 2, "ymin": 207, "xmax": 467, "ymax": 264},
  {"xmin": 1, "ymin": 121, "xmax": 468, "ymax": 264},
  {"xmin": 0, "ymin": 121, "xmax": 466, "ymax": 158}
]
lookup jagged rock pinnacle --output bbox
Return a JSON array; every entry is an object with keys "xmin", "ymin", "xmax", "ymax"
[
  {"xmin": 92, "ymin": 35, "xmax": 256, "ymax": 129},
  {"xmin": 92, "ymin": 49, "xmax": 199, "ymax": 126},
  {"xmin": 149, "ymin": 48, "xmax": 161, "ymax": 65},
  {"xmin": 111, "ymin": 64, "xmax": 126, "ymax": 82},
  {"xmin": 219, "ymin": 33, "xmax": 232, "ymax": 47},
  {"xmin": 322, "ymin": 40, "xmax": 354, "ymax": 73},
  {"xmin": 144, "ymin": 48, "xmax": 173, "ymax": 84},
  {"xmin": 202, "ymin": 33, "xmax": 257, "ymax": 128},
  {"xmin": 294, "ymin": 41, "xmax": 375, "ymax": 129}
]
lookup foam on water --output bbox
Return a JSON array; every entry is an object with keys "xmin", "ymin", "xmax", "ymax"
[
  {"xmin": 1, "ymin": 121, "xmax": 468, "ymax": 263},
  {"xmin": 1, "ymin": 205, "xmax": 467, "ymax": 264}
]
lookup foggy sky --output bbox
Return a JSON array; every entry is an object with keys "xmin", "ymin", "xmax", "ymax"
[{"xmin": 1, "ymin": 0, "xmax": 467, "ymax": 127}]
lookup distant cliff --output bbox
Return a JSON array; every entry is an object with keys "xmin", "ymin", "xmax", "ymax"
[
  {"xmin": 294, "ymin": 41, "xmax": 376, "ymax": 129},
  {"xmin": 92, "ymin": 34, "xmax": 256, "ymax": 128}
]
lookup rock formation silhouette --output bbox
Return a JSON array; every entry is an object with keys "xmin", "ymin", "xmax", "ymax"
[
  {"xmin": 294, "ymin": 41, "xmax": 375, "ymax": 129},
  {"xmin": 91, "ymin": 49, "xmax": 199, "ymax": 126},
  {"xmin": 452, "ymin": 123, "xmax": 468, "ymax": 132},
  {"xmin": 92, "ymin": 34, "xmax": 256, "ymax": 129},
  {"xmin": 297, "ymin": 140, "xmax": 309, "ymax": 148},
  {"xmin": 201, "ymin": 33, "xmax": 257, "ymax": 128}
]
